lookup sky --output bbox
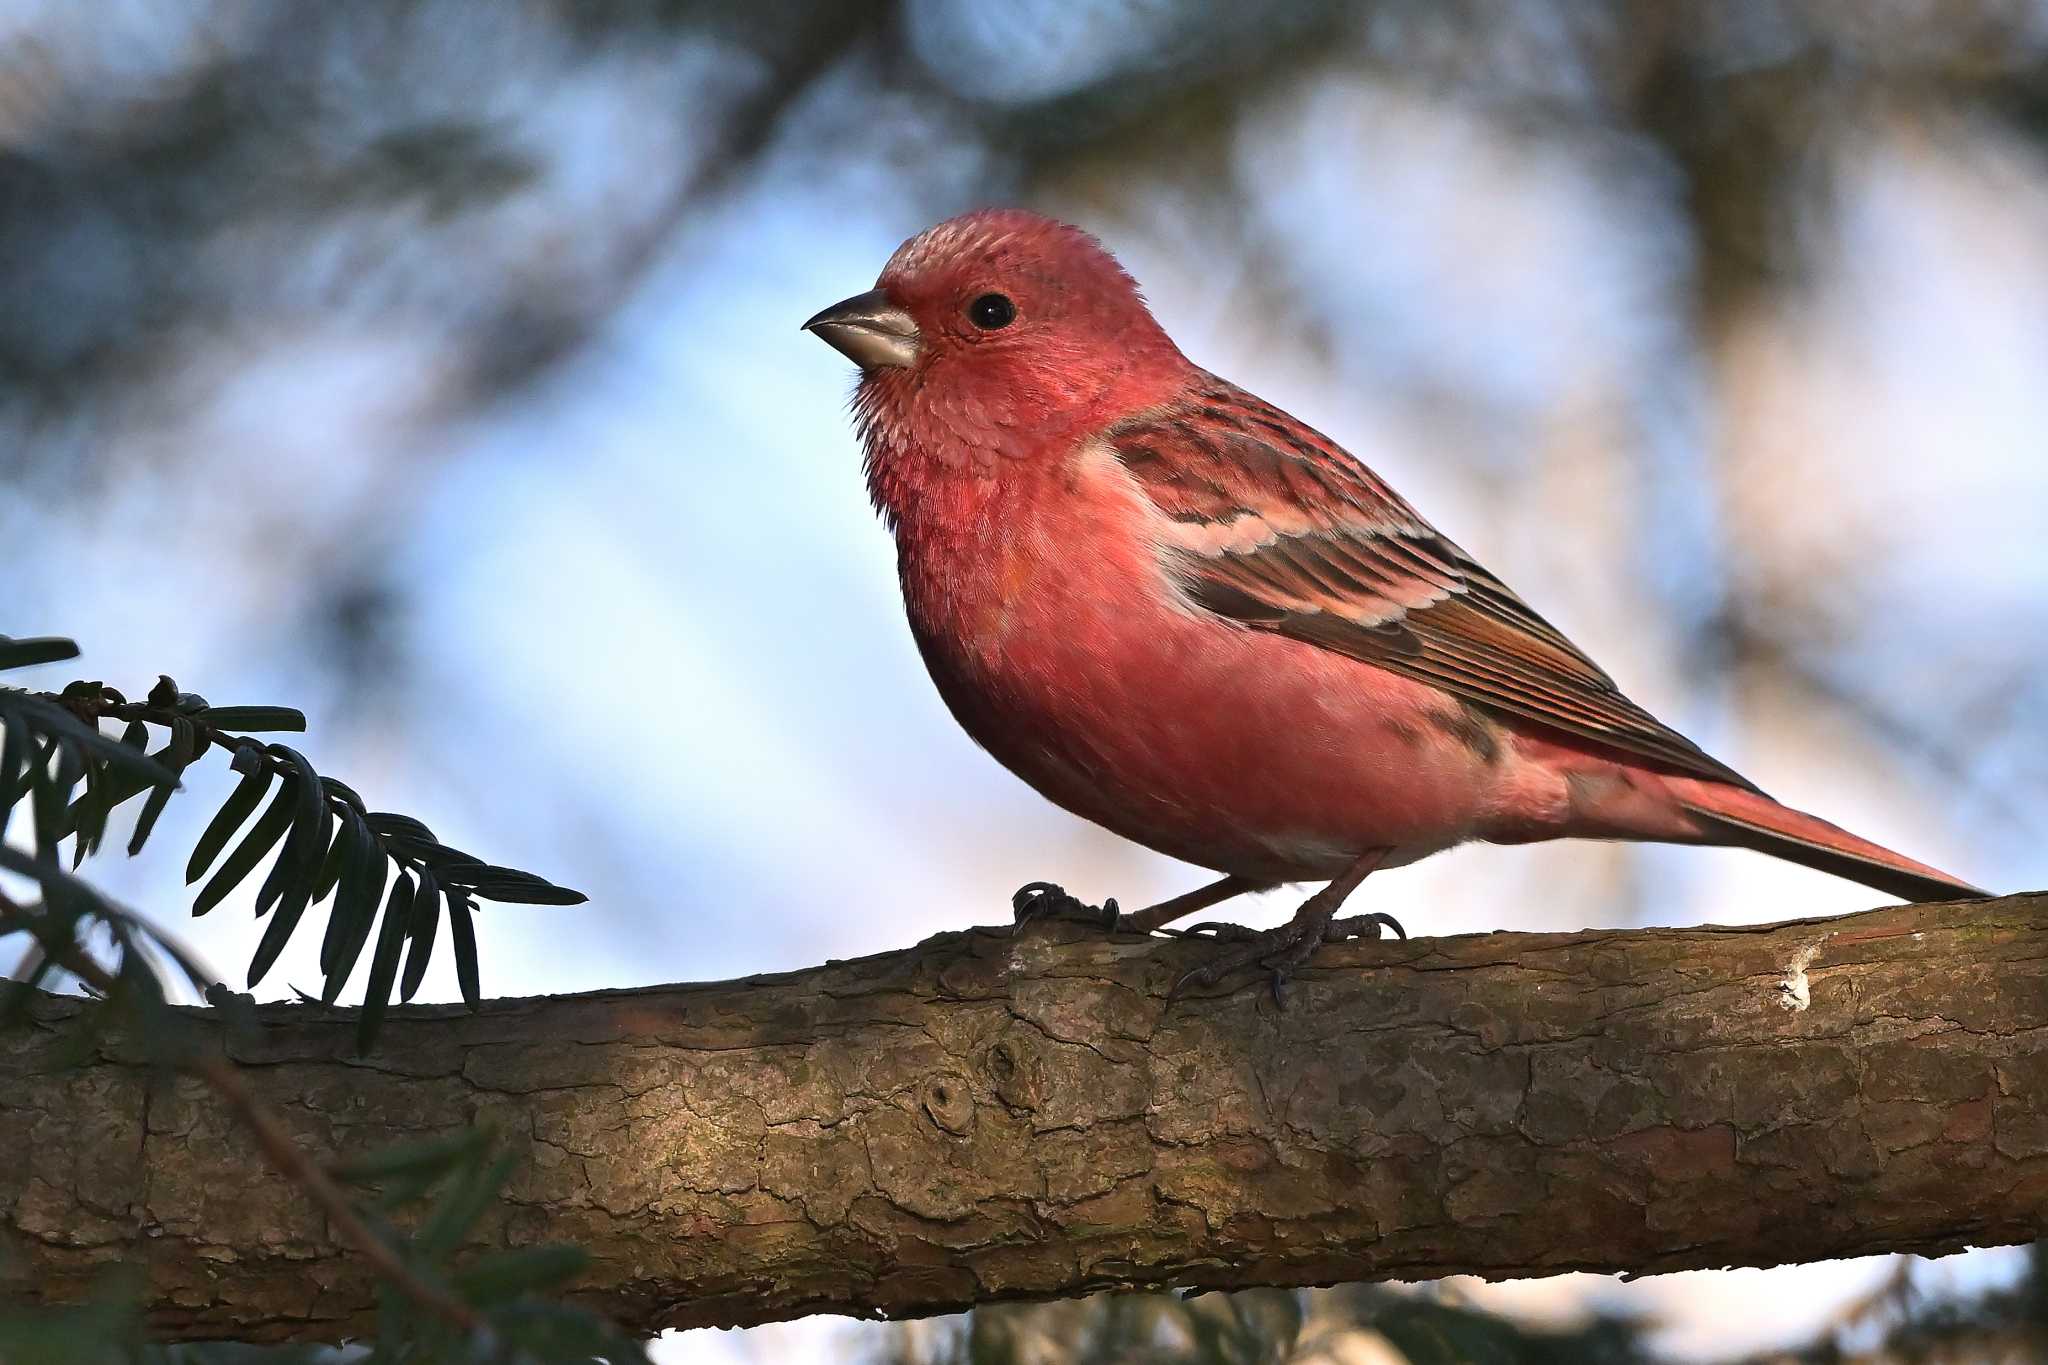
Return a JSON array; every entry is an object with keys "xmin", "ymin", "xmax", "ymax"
[{"xmin": 3, "ymin": 3, "xmax": 2047, "ymax": 1359}]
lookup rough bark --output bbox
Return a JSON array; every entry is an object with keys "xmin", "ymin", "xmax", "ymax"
[{"xmin": 4, "ymin": 893, "xmax": 2046, "ymax": 1343}]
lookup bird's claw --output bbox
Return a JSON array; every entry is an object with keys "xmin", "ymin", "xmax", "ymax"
[
  {"xmin": 1179, "ymin": 920, "xmax": 1263, "ymax": 943},
  {"xmin": 1169, "ymin": 920, "xmax": 1314, "ymax": 1004},
  {"xmin": 1011, "ymin": 881, "xmax": 1121, "ymax": 933},
  {"xmin": 1169, "ymin": 909, "xmax": 1406, "ymax": 1006},
  {"xmin": 1327, "ymin": 910, "xmax": 1407, "ymax": 942}
]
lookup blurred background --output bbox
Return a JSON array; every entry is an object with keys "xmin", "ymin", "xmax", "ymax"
[{"xmin": 3, "ymin": 0, "xmax": 2045, "ymax": 1359}]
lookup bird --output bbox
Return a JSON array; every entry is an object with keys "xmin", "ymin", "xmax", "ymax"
[{"xmin": 802, "ymin": 208, "xmax": 1986, "ymax": 1000}]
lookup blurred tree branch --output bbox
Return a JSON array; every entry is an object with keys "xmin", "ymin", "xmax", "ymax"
[{"xmin": 7, "ymin": 893, "xmax": 2045, "ymax": 1343}]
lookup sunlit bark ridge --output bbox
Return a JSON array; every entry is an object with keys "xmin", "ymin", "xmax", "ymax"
[{"xmin": 5, "ymin": 893, "xmax": 2045, "ymax": 1342}]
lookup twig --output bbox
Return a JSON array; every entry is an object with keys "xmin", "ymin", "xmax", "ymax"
[{"xmin": 9, "ymin": 934, "xmax": 45, "ymax": 982}]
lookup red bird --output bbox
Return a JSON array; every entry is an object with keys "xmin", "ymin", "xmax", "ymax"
[{"xmin": 804, "ymin": 208, "xmax": 1985, "ymax": 997}]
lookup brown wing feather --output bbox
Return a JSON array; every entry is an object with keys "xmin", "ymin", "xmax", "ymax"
[{"xmin": 1112, "ymin": 377, "xmax": 1760, "ymax": 793}]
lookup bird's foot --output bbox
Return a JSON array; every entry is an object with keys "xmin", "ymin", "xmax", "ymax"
[
  {"xmin": 1181, "ymin": 909, "xmax": 1405, "ymax": 946},
  {"xmin": 1171, "ymin": 910, "xmax": 1405, "ymax": 1006},
  {"xmin": 1327, "ymin": 910, "xmax": 1408, "ymax": 943},
  {"xmin": 1177, "ymin": 920, "xmax": 1263, "ymax": 944},
  {"xmin": 1011, "ymin": 881, "xmax": 1121, "ymax": 933},
  {"xmin": 1170, "ymin": 918, "xmax": 1321, "ymax": 1007}
]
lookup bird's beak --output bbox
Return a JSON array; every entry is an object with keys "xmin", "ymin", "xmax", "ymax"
[{"xmin": 802, "ymin": 288, "xmax": 920, "ymax": 371}]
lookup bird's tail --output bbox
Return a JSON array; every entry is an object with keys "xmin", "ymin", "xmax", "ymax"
[{"xmin": 1672, "ymin": 781, "xmax": 1987, "ymax": 904}]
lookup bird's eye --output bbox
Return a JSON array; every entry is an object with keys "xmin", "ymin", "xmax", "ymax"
[{"xmin": 967, "ymin": 293, "xmax": 1016, "ymax": 330}]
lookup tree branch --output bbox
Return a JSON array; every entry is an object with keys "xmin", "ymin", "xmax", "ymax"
[
  {"xmin": 0, "ymin": 891, "xmax": 485, "ymax": 1336},
  {"xmin": 5, "ymin": 894, "xmax": 2046, "ymax": 1343}
]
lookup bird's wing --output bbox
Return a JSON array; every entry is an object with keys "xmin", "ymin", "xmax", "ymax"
[{"xmin": 1109, "ymin": 376, "xmax": 1758, "ymax": 791}]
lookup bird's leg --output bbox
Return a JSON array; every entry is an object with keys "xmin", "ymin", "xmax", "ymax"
[
  {"xmin": 1171, "ymin": 849, "xmax": 1394, "ymax": 1006},
  {"xmin": 1013, "ymin": 875, "xmax": 1271, "ymax": 935},
  {"xmin": 1122, "ymin": 875, "xmax": 1274, "ymax": 933}
]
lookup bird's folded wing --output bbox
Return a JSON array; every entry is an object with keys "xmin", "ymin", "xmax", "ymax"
[{"xmin": 1108, "ymin": 378, "xmax": 1757, "ymax": 791}]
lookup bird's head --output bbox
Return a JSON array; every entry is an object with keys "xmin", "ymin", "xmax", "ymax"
[{"xmin": 805, "ymin": 209, "xmax": 1187, "ymax": 486}]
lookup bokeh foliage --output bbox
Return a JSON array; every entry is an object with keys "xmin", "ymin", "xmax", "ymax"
[{"xmin": 869, "ymin": 1257, "xmax": 2048, "ymax": 1365}]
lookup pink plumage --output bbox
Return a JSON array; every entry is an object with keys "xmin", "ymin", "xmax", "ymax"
[{"xmin": 804, "ymin": 209, "xmax": 1984, "ymax": 992}]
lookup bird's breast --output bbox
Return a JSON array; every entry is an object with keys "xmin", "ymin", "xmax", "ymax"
[{"xmin": 889, "ymin": 443, "xmax": 1515, "ymax": 878}]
